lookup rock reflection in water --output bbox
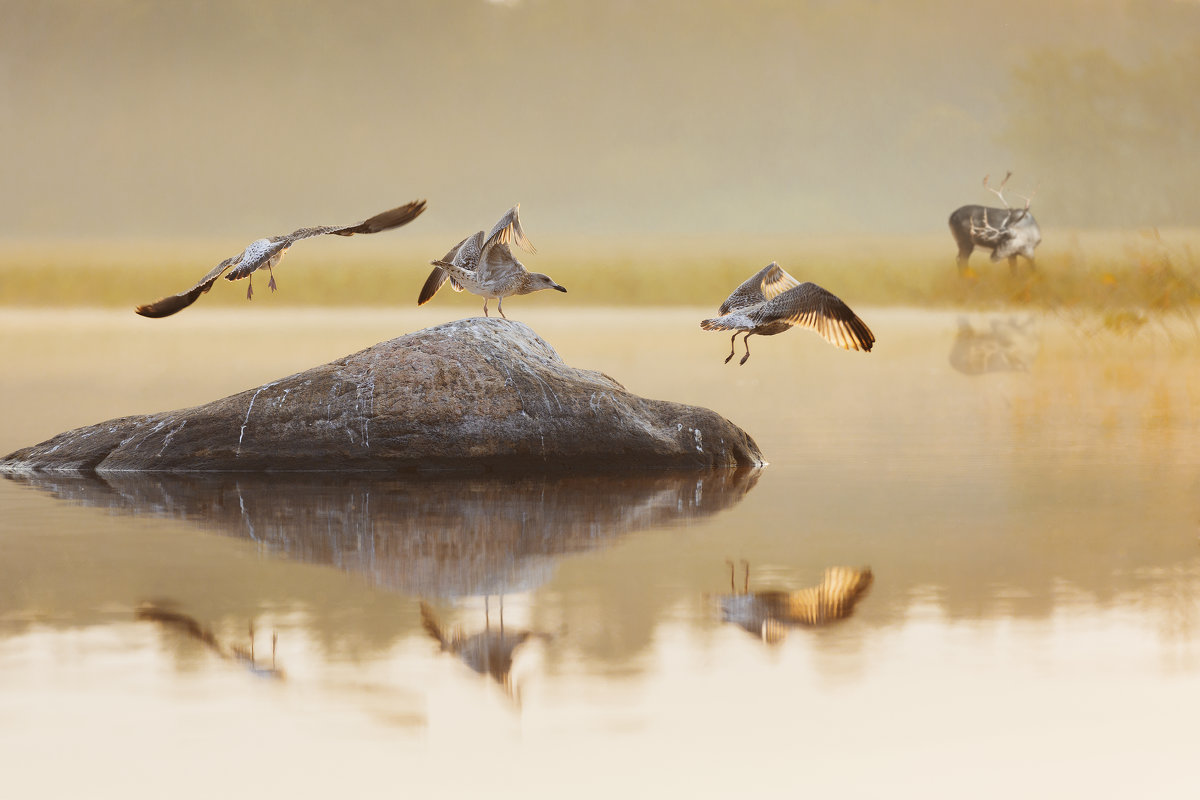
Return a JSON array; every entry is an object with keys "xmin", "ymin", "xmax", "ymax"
[
  {"xmin": 717, "ymin": 561, "xmax": 874, "ymax": 644},
  {"xmin": 6, "ymin": 468, "xmax": 759, "ymax": 598},
  {"xmin": 420, "ymin": 598, "xmax": 546, "ymax": 697},
  {"xmin": 136, "ymin": 602, "xmax": 285, "ymax": 679}
]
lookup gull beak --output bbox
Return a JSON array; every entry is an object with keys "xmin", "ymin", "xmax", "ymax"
[{"xmin": 554, "ymin": 284, "xmax": 567, "ymax": 293}]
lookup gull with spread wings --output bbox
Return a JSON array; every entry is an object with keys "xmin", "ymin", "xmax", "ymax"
[
  {"xmin": 134, "ymin": 199, "xmax": 427, "ymax": 318},
  {"xmin": 701, "ymin": 262, "xmax": 875, "ymax": 365},
  {"xmin": 418, "ymin": 203, "xmax": 566, "ymax": 319}
]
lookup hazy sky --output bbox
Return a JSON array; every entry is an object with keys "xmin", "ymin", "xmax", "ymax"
[{"xmin": 3, "ymin": 0, "xmax": 1197, "ymax": 239}]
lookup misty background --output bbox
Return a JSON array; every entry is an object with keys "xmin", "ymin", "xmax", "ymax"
[{"xmin": 2, "ymin": 0, "xmax": 1198, "ymax": 241}]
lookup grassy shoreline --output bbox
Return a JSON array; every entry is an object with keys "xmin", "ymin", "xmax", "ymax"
[{"xmin": 1, "ymin": 229, "xmax": 1197, "ymax": 313}]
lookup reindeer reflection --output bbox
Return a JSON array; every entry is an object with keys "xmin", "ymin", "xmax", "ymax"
[
  {"xmin": 135, "ymin": 602, "xmax": 285, "ymax": 679},
  {"xmin": 420, "ymin": 598, "xmax": 545, "ymax": 698},
  {"xmin": 717, "ymin": 561, "xmax": 873, "ymax": 644},
  {"xmin": 949, "ymin": 315, "xmax": 1040, "ymax": 375}
]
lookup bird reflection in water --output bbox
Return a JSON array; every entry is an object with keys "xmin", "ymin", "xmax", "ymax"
[
  {"xmin": 716, "ymin": 560, "xmax": 874, "ymax": 644},
  {"xmin": 135, "ymin": 602, "xmax": 285, "ymax": 680},
  {"xmin": 419, "ymin": 598, "xmax": 545, "ymax": 699}
]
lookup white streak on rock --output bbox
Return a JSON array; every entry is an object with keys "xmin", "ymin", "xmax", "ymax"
[
  {"xmin": 157, "ymin": 420, "xmax": 187, "ymax": 457},
  {"xmin": 360, "ymin": 372, "xmax": 375, "ymax": 448},
  {"xmin": 237, "ymin": 384, "xmax": 275, "ymax": 456}
]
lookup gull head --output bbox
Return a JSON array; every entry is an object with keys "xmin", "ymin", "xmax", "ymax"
[{"xmin": 524, "ymin": 272, "xmax": 567, "ymax": 295}]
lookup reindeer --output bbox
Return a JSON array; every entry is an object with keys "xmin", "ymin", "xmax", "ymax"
[{"xmin": 949, "ymin": 172, "xmax": 1041, "ymax": 274}]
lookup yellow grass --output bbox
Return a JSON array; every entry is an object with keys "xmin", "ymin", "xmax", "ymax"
[{"xmin": 1, "ymin": 229, "xmax": 1198, "ymax": 315}]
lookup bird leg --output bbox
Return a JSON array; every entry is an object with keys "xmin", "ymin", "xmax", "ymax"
[
  {"xmin": 726, "ymin": 558, "xmax": 736, "ymax": 592},
  {"xmin": 482, "ymin": 299, "xmax": 490, "ymax": 317},
  {"xmin": 724, "ymin": 333, "xmax": 738, "ymax": 364},
  {"xmin": 741, "ymin": 560, "xmax": 750, "ymax": 593},
  {"xmin": 268, "ymin": 265, "xmax": 277, "ymax": 292},
  {"xmin": 246, "ymin": 276, "xmax": 254, "ymax": 301},
  {"xmin": 497, "ymin": 297, "xmax": 508, "ymax": 320},
  {"xmin": 738, "ymin": 333, "xmax": 753, "ymax": 365}
]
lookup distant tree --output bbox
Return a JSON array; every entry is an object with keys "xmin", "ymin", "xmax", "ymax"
[{"xmin": 1003, "ymin": 46, "xmax": 1200, "ymax": 228}]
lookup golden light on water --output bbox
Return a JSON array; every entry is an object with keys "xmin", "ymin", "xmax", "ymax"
[{"xmin": 2, "ymin": 307, "xmax": 1199, "ymax": 797}]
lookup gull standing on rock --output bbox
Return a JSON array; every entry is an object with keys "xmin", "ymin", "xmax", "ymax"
[
  {"xmin": 701, "ymin": 262, "xmax": 875, "ymax": 365},
  {"xmin": 418, "ymin": 204, "xmax": 566, "ymax": 319},
  {"xmin": 134, "ymin": 199, "xmax": 427, "ymax": 318}
]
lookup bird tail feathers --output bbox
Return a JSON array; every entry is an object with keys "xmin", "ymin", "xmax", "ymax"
[{"xmin": 700, "ymin": 315, "xmax": 740, "ymax": 331}]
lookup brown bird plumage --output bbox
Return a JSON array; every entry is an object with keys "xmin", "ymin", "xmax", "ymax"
[
  {"xmin": 417, "ymin": 204, "xmax": 565, "ymax": 319},
  {"xmin": 134, "ymin": 199, "xmax": 427, "ymax": 318},
  {"xmin": 701, "ymin": 261, "xmax": 875, "ymax": 364}
]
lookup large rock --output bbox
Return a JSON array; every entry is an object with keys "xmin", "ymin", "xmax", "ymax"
[{"xmin": 1, "ymin": 318, "xmax": 763, "ymax": 473}]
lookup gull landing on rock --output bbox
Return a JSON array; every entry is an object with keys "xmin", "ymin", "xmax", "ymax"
[
  {"xmin": 701, "ymin": 262, "xmax": 875, "ymax": 365},
  {"xmin": 134, "ymin": 199, "xmax": 427, "ymax": 318},
  {"xmin": 418, "ymin": 203, "xmax": 566, "ymax": 319}
]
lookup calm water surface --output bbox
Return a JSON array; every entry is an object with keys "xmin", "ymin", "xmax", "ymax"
[{"xmin": 2, "ymin": 307, "xmax": 1198, "ymax": 797}]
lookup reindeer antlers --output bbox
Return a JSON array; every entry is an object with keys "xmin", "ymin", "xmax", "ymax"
[
  {"xmin": 983, "ymin": 171, "xmax": 1036, "ymax": 213},
  {"xmin": 982, "ymin": 171, "xmax": 1036, "ymax": 229},
  {"xmin": 983, "ymin": 172, "xmax": 1014, "ymax": 206},
  {"xmin": 970, "ymin": 208, "xmax": 1003, "ymax": 243}
]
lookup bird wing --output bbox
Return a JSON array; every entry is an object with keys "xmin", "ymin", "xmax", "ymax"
[
  {"xmin": 417, "ymin": 265, "xmax": 467, "ymax": 304},
  {"xmin": 482, "ymin": 204, "xmax": 537, "ymax": 257},
  {"xmin": 436, "ymin": 234, "xmax": 474, "ymax": 266},
  {"xmin": 786, "ymin": 566, "xmax": 873, "ymax": 625},
  {"xmin": 418, "ymin": 234, "xmax": 476, "ymax": 305},
  {"xmin": 717, "ymin": 262, "xmax": 800, "ymax": 315},
  {"xmin": 134, "ymin": 199, "xmax": 427, "ymax": 318},
  {"xmin": 276, "ymin": 199, "xmax": 428, "ymax": 246},
  {"xmin": 417, "ymin": 267, "xmax": 449, "ymax": 306},
  {"xmin": 475, "ymin": 241, "xmax": 525, "ymax": 284},
  {"xmin": 760, "ymin": 282, "xmax": 875, "ymax": 352},
  {"xmin": 133, "ymin": 256, "xmax": 238, "ymax": 318},
  {"xmin": 447, "ymin": 232, "xmax": 484, "ymax": 268},
  {"xmin": 467, "ymin": 204, "xmax": 534, "ymax": 283}
]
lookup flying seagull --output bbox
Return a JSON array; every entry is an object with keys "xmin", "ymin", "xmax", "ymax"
[
  {"xmin": 700, "ymin": 261, "xmax": 875, "ymax": 364},
  {"xmin": 134, "ymin": 199, "xmax": 427, "ymax": 318},
  {"xmin": 417, "ymin": 203, "xmax": 566, "ymax": 319}
]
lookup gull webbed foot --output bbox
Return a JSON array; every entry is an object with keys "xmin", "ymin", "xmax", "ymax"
[
  {"xmin": 724, "ymin": 333, "xmax": 738, "ymax": 363},
  {"xmin": 739, "ymin": 335, "xmax": 752, "ymax": 365}
]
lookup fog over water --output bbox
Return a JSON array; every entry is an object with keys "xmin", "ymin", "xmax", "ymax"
[{"xmin": 4, "ymin": 0, "xmax": 1199, "ymax": 240}]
